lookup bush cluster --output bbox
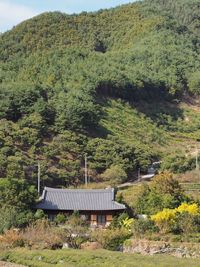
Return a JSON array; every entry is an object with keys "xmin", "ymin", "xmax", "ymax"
[
  {"xmin": 92, "ymin": 228, "xmax": 131, "ymax": 251},
  {"xmin": 151, "ymin": 203, "xmax": 200, "ymax": 234}
]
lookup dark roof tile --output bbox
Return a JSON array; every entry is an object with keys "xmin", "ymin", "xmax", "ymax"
[{"xmin": 36, "ymin": 187, "xmax": 126, "ymax": 211}]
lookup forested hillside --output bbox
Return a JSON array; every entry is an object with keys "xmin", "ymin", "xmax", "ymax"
[{"xmin": 0, "ymin": 0, "xmax": 200, "ymax": 187}]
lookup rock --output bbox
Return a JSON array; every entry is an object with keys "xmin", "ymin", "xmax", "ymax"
[
  {"xmin": 37, "ymin": 256, "xmax": 42, "ymax": 261},
  {"xmin": 123, "ymin": 239, "xmax": 200, "ymax": 259},
  {"xmin": 62, "ymin": 243, "xmax": 70, "ymax": 249}
]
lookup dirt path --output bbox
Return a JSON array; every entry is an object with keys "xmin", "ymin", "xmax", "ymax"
[{"xmin": 0, "ymin": 262, "xmax": 26, "ymax": 267}]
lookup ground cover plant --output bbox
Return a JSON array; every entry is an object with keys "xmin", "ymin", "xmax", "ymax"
[{"xmin": 1, "ymin": 248, "xmax": 200, "ymax": 267}]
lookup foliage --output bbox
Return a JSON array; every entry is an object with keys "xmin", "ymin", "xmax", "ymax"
[
  {"xmin": 150, "ymin": 173, "xmax": 183, "ymax": 196},
  {"xmin": 21, "ymin": 219, "xmax": 64, "ymax": 249},
  {"xmin": 151, "ymin": 209, "xmax": 177, "ymax": 234},
  {"xmin": 92, "ymin": 228, "xmax": 131, "ymax": 251},
  {"xmin": 62, "ymin": 213, "xmax": 90, "ymax": 249},
  {"xmin": 0, "ymin": 178, "xmax": 37, "ymax": 210},
  {"xmin": 101, "ymin": 165, "xmax": 127, "ymax": 185},
  {"xmin": 135, "ymin": 173, "xmax": 188, "ymax": 215},
  {"xmin": 132, "ymin": 218, "xmax": 158, "ymax": 237},
  {"xmin": 0, "ymin": 206, "xmax": 32, "ymax": 234},
  {"xmin": 55, "ymin": 90, "xmax": 100, "ymax": 131},
  {"xmin": 161, "ymin": 154, "xmax": 196, "ymax": 174},
  {"xmin": 1, "ymin": 248, "xmax": 200, "ymax": 267},
  {"xmin": 176, "ymin": 203, "xmax": 199, "ymax": 215},
  {"xmin": 0, "ymin": 0, "xmax": 199, "ymax": 187},
  {"xmin": 151, "ymin": 203, "xmax": 200, "ymax": 234},
  {"xmin": 0, "ymin": 179, "xmax": 37, "ymax": 233},
  {"xmin": 0, "ymin": 229, "xmax": 24, "ymax": 249},
  {"xmin": 188, "ymin": 72, "xmax": 200, "ymax": 94},
  {"xmin": 109, "ymin": 212, "xmax": 133, "ymax": 230},
  {"xmin": 174, "ymin": 212, "xmax": 200, "ymax": 235},
  {"xmin": 120, "ymin": 217, "xmax": 134, "ymax": 231},
  {"xmin": 116, "ymin": 184, "xmax": 145, "ymax": 211},
  {"xmin": 54, "ymin": 213, "xmax": 66, "ymax": 225},
  {"xmin": 86, "ymin": 133, "xmax": 153, "ymax": 179},
  {"xmin": 34, "ymin": 209, "xmax": 46, "ymax": 220}
]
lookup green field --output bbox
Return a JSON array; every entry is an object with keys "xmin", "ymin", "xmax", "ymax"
[{"xmin": 1, "ymin": 249, "xmax": 200, "ymax": 267}]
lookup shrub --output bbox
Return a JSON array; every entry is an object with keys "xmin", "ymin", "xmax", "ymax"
[
  {"xmin": 132, "ymin": 218, "xmax": 157, "ymax": 237},
  {"xmin": 175, "ymin": 212, "xmax": 200, "ymax": 235},
  {"xmin": 54, "ymin": 213, "xmax": 66, "ymax": 225},
  {"xmin": 101, "ymin": 165, "xmax": 127, "ymax": 185},
  {"xmin": 135, "ymin": 172, "xmax": 188, "ymax": 215},
  {"xmin": 62, "ymin": 213, "xmax": 90, "ymax": 249},
  {"xmin": 161, "ymin": 154, "xmax": 195, "ymax": 173},
  {"xmin": 150, "ymin": 173, "xmax": 184, "ymax": 201},
  {"xmin": 120, "ymin": 217, "xmax": 134, "ymax": 231},
  {"xmin": 34, "ymin": 209, "xmax": 47, "ymax": 220},
  {"xmin": 0, "ymin": 179, "xmax": 37, "ymax": 210},
  {"xmin": 151, "ymin": 209, "xmax": 176, "ymax": 234},
  {"xmin": 151, "ymin": 203, "xmax": 200, "ymax": 235},
  {"xmin": 176, "ymin": 203, "xmax": 199, "ymax": 215},
  {"xmin": 0, "ymin": 207, "xmax": 19, "ymax": 234},
  {"xmin": 0, "ymin": 206, "xmax": 33, "ymax": 234},
  {"xmin": 0, "ymin": 229, "xmax": 24, "ymax": 249},
  {"xmin": 21, "ymin": 219, "xmax": 64, "ymax": 249},
  {"xmin": 109, "ymin": 212, "xmax": 129, "ymax": 229},
  {"xmin": 92, "ymin": 228, "xmax": 131, "ymax": 251}
]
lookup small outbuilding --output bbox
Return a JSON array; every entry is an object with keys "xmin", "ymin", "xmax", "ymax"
[{"xmin": 36, "ymin": 187, "xmax": 126, "ymax": 227}]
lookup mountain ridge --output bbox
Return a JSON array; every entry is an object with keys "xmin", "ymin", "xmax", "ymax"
[{"xmin": 0, "ymin": 0, "xmax": 199, "ymax": 187}]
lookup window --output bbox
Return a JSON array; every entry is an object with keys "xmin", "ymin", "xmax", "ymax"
[{"xmin": 97, "ymin": 215, "xmax": 106, "ymax": 225}]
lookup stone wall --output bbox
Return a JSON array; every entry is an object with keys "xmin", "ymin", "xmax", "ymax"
[{"xmin": 123, "ymin": 239, "xmax": 200, "ymax": 258}]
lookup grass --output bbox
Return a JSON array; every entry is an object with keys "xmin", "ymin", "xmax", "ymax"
[
  {"xmin": 181, "ymin": 183, "xmax": 200, "ymax": 190},
  {"xmin": 100, "ymin": 99, "xmax": 200, "ymax": 159},
  {"xmin": 117, "ymin": 183, "xmax": 144, "ymax": 209},
  {"xmin": 101, "ymin": 99, "xmax": 167, "ymax": 147},
  {"xmin": 1, "ymin": 248, "xmax": 200, "ymax": 267}
]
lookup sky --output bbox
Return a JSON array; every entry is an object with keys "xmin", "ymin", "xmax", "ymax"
[{"xmin": 0, "ymin": 0, "xmax": 136, "ymax": 32}]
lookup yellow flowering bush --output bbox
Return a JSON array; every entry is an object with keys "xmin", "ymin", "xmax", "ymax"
[
  {"xmin": 151, "ymin": 203, "xmax": 200, "ymax": 234},
  {"xmin": 176, "ymin": 203, "xmax": 199, "ymax": 215},
  {"xmin": 120, "ymin": 217, "xmax": 134, "ymax": 231},
  {"xmin": 151, "ymin": 209, "xmax": 176, "ymax": 233}
]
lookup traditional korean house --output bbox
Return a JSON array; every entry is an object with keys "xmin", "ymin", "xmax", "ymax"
[{"xmin": 36, "ymin": 187, "xmax": 126, "ymax": 227}]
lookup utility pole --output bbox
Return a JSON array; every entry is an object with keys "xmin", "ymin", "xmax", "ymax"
[
  {"xmin": 85, "ymin": 154, "xmax": 88, "ymax": 186},
  {"xmin": 38, "ymin": 161, "xmax": 41, "ymax": 194}
]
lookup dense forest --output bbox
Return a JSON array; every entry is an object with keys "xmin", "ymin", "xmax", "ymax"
[{"xmin": 0, "ymin": 0, "xmax": 200, "ymax": 188}]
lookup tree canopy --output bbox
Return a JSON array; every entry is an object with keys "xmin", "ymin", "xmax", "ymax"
[{"xmin": 0, "ymin": 0, "xmax": 199, "ymax": 187}]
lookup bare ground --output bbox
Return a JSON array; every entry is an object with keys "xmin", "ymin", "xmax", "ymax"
[{"xmin": 0, "ymin": 262, "xmax": 26, "ymax": 267}]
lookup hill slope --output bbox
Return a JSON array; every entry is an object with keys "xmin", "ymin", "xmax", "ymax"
[{"xmin": 0, "ymin": 0, "xmax": 199, "ymax": 187}]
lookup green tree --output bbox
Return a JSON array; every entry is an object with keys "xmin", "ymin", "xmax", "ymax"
[
  {"xmin": 55, "ymin": 90, "xmax": 100, "ymax": 131},
  {"xmin": 0, "ymin": 178, "xmax": 37, "ymax": 210},
  {"xmin": 135, "ymin": 173, "xmax": 188, "ymax": 215},
  {"xmin": 101, "ymin": 165, "xmax": 127, "ymax": 184}
]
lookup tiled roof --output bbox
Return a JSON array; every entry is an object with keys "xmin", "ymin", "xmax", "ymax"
[{"xmin": 36, "ymin": 187, "xmax": 126, "ymax": 211}]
